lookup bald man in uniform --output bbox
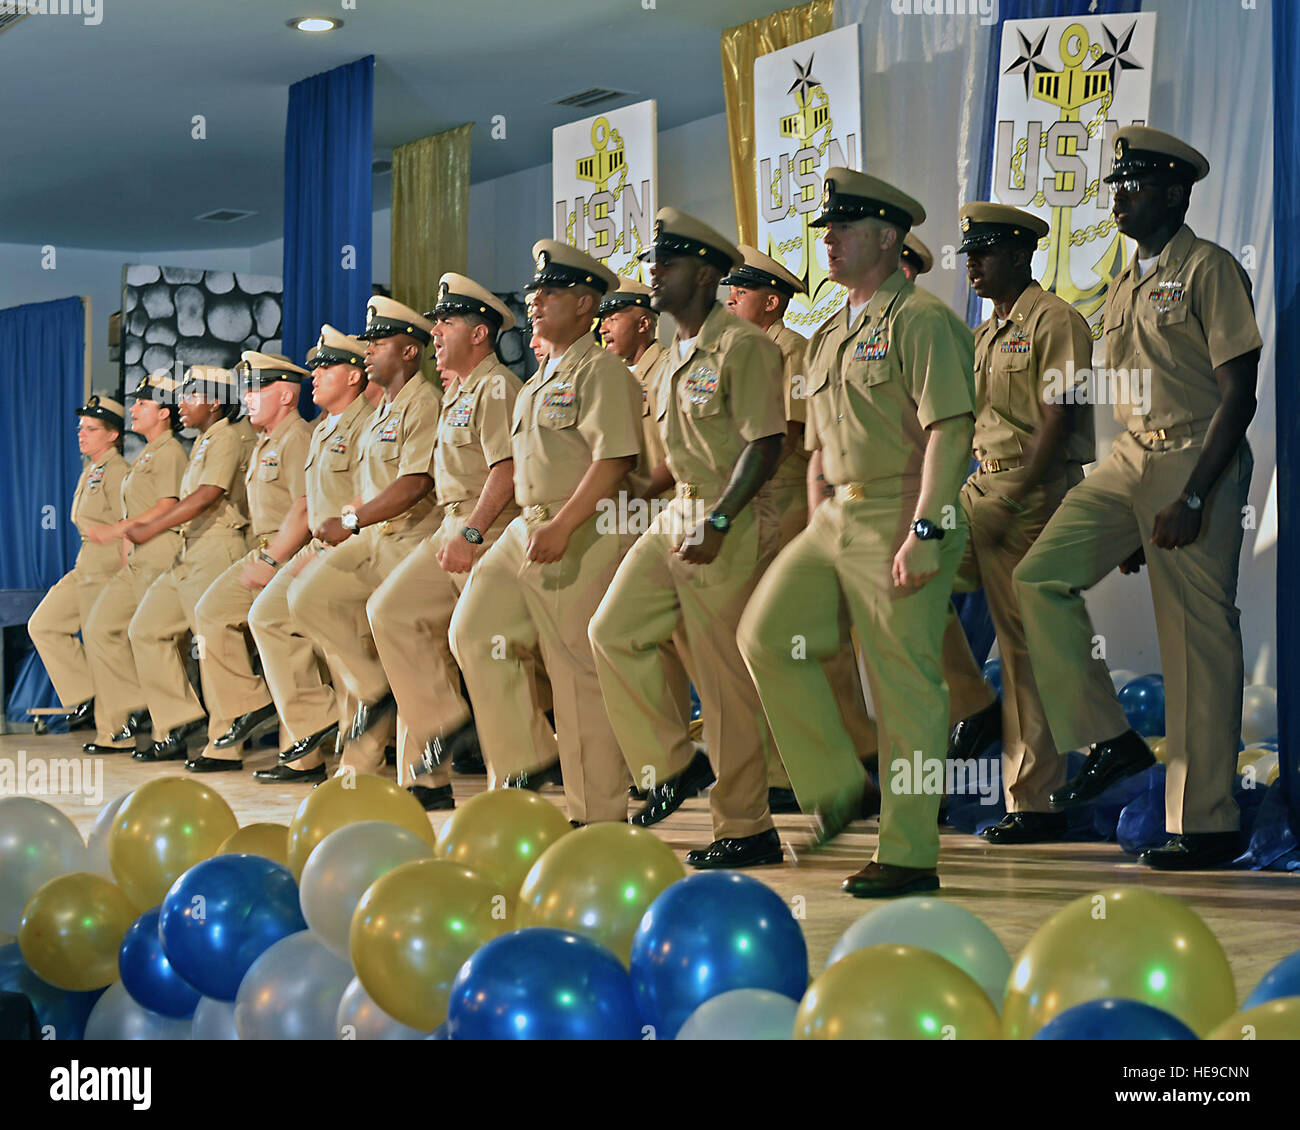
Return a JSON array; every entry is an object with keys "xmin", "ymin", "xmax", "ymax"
[
  {"xmin": 1015, "ymin": 127, "xmax": 1261, "ymax": 870},
  {"xmin": 185, "ymin": 352, "xmax": 313, "ymax": 772},
  {"xmin": 739, "ymin": 169, "xmax": 978, "ymax": 897},
  {"xmin": 450, "ymin": 240, "xmax": 643, "ymax": 825},
  {"xmin": 29, "ymin": 396, "xmax": 128, "ymax": 733}
]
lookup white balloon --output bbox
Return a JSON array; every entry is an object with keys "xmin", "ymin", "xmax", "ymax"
[
  {"xmin": 299, "ymin": 821, "xmax": 434, "ymax": 961},
  {"xmin": 677, "ymin": 990, "xmax": 797, "ymax": 1040},
  {"xmin": 84, "ymin": 981, "xmax": 193, "ymax": 1040},
  {"xmin": 1241, "ymin": 685, "xmax": 1278, "ymax": 746},
  {"xmin": 336, "ymin": 976, "xmax": 433, "ymax": 1040},
  {"xmin": 0, "ymin": 797, "xmax": 88, "ymax": 934},
  {"xmin": 86, "ymin": 791, "xmax": 132, "ymax": 880},
  {"xmin": 191, "ymin": 996, "xmax": 240, "ymax": 1040},
  {"xmin": 234, "ymin": 931, "xmax": 353, "ymax": 1040}
]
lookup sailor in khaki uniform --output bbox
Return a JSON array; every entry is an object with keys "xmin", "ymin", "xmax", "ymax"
[
  {"xmin": 247, "ymin": 328, "xmax": 384, "ymax": 784},
  {"xmin": 449, "ymin": 240, "xmax": 643, "ymax": 825},
  {"xmin": 28, "ymin": 396, "xmax": 129, "ymax": 733},
  {"xmin": 1015, "ymin": 128, "xmax": 1262, "ymax": 870},
  {"xmin": 126, "ymin": 367, "xmax": 254, "ymax": 761},
  {"xmin": 287, "ymin": 297, "xmax": 442, "ymax": 779},
  {"xmin": 738, "ymin": 169, "xmax": 978, "ymax": 897},
  {"xmin": 82, "ymin": 376, "xmax": 188, "ymax": 753},
  {"xmin": 722, "ymin": 244, "xmax": 880, "ymax": 813},
  {"xmin": 370, "ymin": 275, "xmax": 549, "ymax": 810},
  {"xmin": 185, "ymin": 353, "xmax": 313, "ymax": 772},
  {"xmin": 589, "ymin": 209, "xmax": 785, "ymax": 868},
  {"xmin": 937, "ymin": 203, "xmax": 1096, "ymax": 843},
  {"xmin": 899, "ymin": 231, "xmax": 934, "ymax": 282}
]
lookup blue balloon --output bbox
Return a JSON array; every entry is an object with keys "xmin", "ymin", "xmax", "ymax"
[
  {"xmin": 0, "ymin": 942, "xmax": 104, "ymax": 1040},
  {"xmin": 1034, "ymin": 998, "xmax": 1197, "ymax": 1040},
  {"xmin": 118, "ymin": 908, "xmax": 201, "ymax": 1019},
  {"xmin": 1118, "ymin": 674, "xmax": 1165, "ymax": 737},
  {"xmin": 1244, "ymin": 950, "xmax": 1300, "ymax": 1009},
  {"xmin": 158, "ymin": 854, "xmax": 306, "ymax": 1002},
  {"xmin": 688, "ymin": 683, "xmax": 702, "ymax": 723},
  {"xmin": 981, "ymin": 658, "xmax": 1002, "ymax": 696},
  {"xmin": 629, "ymin": 871, "xmax": 808, "ymax": 1040},
  {"xmin": 447, "ymin": 928, "xmax": 642, "ymax": 1040}
]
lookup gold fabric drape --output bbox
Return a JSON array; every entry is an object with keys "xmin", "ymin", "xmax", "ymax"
[
  {"xmin": 391, "ymin": 122, "xmax": 473, "ymax": 381},
  {"xmin": 721, "ymin": 0, "xmax": 834, "ymax": 245}
]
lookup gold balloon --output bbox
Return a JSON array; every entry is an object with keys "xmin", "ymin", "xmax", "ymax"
[
  {"xmin": 1002, "ymin": 888, "xmax": 1235, "ymax": 1038},
  {"xmin": 516, "ymin": 823, "xmax": 685, "ymax": 965},
  {"xmin": 436, "ymin": 789, "xmax": 573, "ymax": 895},
  {"xmin": 1237, "ymin": 746, "xmax": 1272, "ymax": 774},
  {"xmin": 794, "ymin": 944, "xmax": 1001, "ymax": 1040},
  {"xmin": 287, "ymin": 773, "xmax": 437, "ymax": 879},
  {"xmin": 1207, "ymin": 998, "xmax": 1300, "ymax": 1040},
  {"xmin": 108, "ymin": 776, "xmax": 239, "ymax": 909},
  {"xmin": 219, "ymin": 823, "xmax": 290, "ymax": 866},
  {"xmin": 349, "ymin": 859, "xmax": 510, "ymax": 1030},
  {"xmin": 18, "ymin": 873, "xmax": 138, "ymax": 991},
  {"xmin": 1147, "ymin": 736, "xmax": 1167, "ymax": 763}
]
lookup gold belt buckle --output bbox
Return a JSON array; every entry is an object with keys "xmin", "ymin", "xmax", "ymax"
[
  {"xmin": 445, "ymin": 501, "xmax": 462, "ymax": 517},
  {"xmin": 1148, "ymin": 428, "xmax": 1168, "ymax": 443},
  {"xmin": 981, "ymin": 458, "xmax": 1001, "ymax": 473},
  {"xmin": 375, "ymin": 520, "xmax": 391, "ymax": 534},
  {"xmin": 836, "ymin": 483, "xmax": 866, "ymax": 502},
  {"xmin": 676, "ymin": 482, "xmax": 698, "ymax": 500},
  {"xmin": 524, "ymin": 505, "xmax": 550, "ymax": 523}
]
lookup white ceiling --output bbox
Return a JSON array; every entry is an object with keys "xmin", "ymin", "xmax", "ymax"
[{"xmin": 0, "ymin": 0, "xmax": 792, "ymax": 252}]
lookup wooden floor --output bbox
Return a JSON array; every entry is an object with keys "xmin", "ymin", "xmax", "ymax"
[{"xmin": 4, "ymin": 731, "xmax": 1298, "ymax": 998}]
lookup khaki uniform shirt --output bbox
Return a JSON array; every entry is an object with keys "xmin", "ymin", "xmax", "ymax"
[
  {"xmin": 359, "ymin": 375, "xmax": 442, "ymax": 536},
  {"xmin": 122, "ymin": 431, "xmax": 186, "ymax": 568},
  {"xmin": 245, "ymin": 413, "xmax": 312, "ymax": 540},
  {"xmin": 805, "ymin": 270, "xmax": 976, "ymax": 492},
  {"xmin": 649, "ymin": 303, "xmax": 785, "ymax": 488},
  {"xmin": 767, "ymin": 319, "xmax": 811, "ymax": 486},
  {"xmin": 435, "ymin": 355, "xmax": 523, "ymax": 505},
  {"xmin": 631, "ymin": 340, "xmax": 669, "ymax": 472},
  {"xmin": 972, "ymin": 281, "xmax": 1096, "ymax": 467},
  {"xmin": 180, "ymin": 416, "xmax": 250, "ymax": 540},
  {"xmin": 1105, "ymin": 224, "xmax": 1262, "ymax": 435},
  {"xmin": 511, "ymin": 333, "xmax": 643, "ymax": 506},
  {"xmin": 72, "ymin": 450, "xmax": 128, "ymax": 573},
  {"xmin": 303, "ymin": 393, "xmax": 373, "ymax": 531}
]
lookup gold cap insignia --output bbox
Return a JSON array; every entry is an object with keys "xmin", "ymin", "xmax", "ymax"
[
  {"xmin": 87, "ymin": 395, "xmax": 99, "ymax": 407},
  {"xmin": 960, "ymin": 216, "xmax": 971, "ymax": 232},
  {"xmin": 823, "ymin": 180, "xmax": 834, "ymax": 204},
  {"xmin": 1115, "ymin": 137, "xmax": 1126, "ymax": 159},
  {"xmin": 536, "ymin": 251, "xmax": 548, "ymax": 271}
]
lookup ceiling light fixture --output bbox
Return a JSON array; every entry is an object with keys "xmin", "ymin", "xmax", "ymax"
[{"xmin": 288, "ymin": 17, "xmax": 342, "ymax": 33}]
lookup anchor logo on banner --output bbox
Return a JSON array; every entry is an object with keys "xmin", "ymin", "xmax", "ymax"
[{"xmin": 562, "ymin": 116, "xmax": 645, "ymax": 278}]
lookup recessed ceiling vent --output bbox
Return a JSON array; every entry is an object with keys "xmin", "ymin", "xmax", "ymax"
[
  {"xmin": 552, "ymin": 87, "xmax": 634, "ymax": 110},
  {"xmin": 195, "ymin": 208, "xmax": 256, "ymax": 224},
  {"xmin": 372, "ymin": 159, "xmax": 393, "ymax": 176}
]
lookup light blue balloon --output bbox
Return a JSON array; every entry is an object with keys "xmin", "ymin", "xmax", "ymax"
[
  {"xmin": 336, "ymin": 976, "xmax": 434, "ymax": 1040},
  {"xmin": 1244, "ymin": 950, "xmax": 1300, "ymax": 1009},
  {"xmin": 83, "ymin": 981, "xmax": 193, "ymax": 1041},
  {"xmin": 233, "ymin": 931, "xmax": 353, "ymax": 1041},
  {"xmin": 676, "ymin": 989, "xmax": 797, "ymax": 1040},
  {"xmin": 191, "ymin": 996, "xmax": 239, "ymax": 1040}
]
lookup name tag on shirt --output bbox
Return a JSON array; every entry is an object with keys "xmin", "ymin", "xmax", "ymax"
[
  {"xmin": 1150, "ymin": 280, "xmax": 1186, "ymax": 312},
  {"xmin": 852, "ymin": 329, "xmax": 889, "ymax": 362},
  {"xmin": 683, "ymin": 366, "xmax": 720, "ymax": 404}
]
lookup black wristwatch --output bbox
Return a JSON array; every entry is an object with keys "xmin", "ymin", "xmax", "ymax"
[
  {"xmin": 911, "ymin": 518, "xmax": 944, "ymax": 541},
  {"xmin": 706, "ymin": 511, "xmax": 731, "ymax": 535},
  {"xmin": 462, "ymin": 526, "xmax": 484, "ymax": 545}
]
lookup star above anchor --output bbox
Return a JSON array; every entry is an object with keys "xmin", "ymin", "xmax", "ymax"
[
  {"xmin": 787, "ymin": 54, "xmax": 820, "ymax": 103},
  {"xmin": 1093, "ymin": 19, "xmax": 1144, "ymax": 91},
  {"xmin": 1004, "ymin": 26, "xmax": 1053, "ymax": 100}
]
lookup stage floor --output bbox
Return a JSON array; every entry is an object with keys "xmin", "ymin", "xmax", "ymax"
[{"xmin": 4, "ymin": 731, "xmax": 1297, "ymax": 999}]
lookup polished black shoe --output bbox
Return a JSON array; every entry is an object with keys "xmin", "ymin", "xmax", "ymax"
[
  {"xmin": 1049, "ymin": 730, "xmax": 1154, "ymax": 810},
  {"xmin": 629, "ymin": 784, "xmax": 649, "ymax": 801},
  {"xmin": 768, "ymin": 787, "xmax": 801, "ymax": 814},
  {"xmin": 66, "ymin": 699, "xmax": 95, "ymax": 732},
  {"xmin": 685, "ymin": 829, "xmax": 782, "ymax": 870},
  {"xmin": 214, "ymin": 703, "xmax": 278, "ymax": 749},
  {"xmin": 185, "ymin": 755, "xmax": 243, "ymax": 773},
  {"xmin": 349, "ymin": 693, "xmax": 396, "ymax": 744},
  {"xmin": 111, "ymin": 709, "xmax": 152, "ymax": 744},
  {"xmin": 502, "ymin": 760, "xmax": 564, "ymax": 791},
  {"xmin": 981, "ymin": 810, "xmax": 1068, "ymax": 844},
  {"xmin": 279, "ymin": 723, "xmax": 339, "ymax": 765},
  {"xmin": 416, "ymin": 720, "xmax": 483, "ymax": 778},
  {"xmin": 83, "ymin": 742, "xmax": 134, "ymax": 755},
  {"xmin": 451, "ymin": 731, "xmax": 485, "ymax": 775},
  {"xmin": 134, "ymin": 718, "xmax": 205, "ymax": 762},
  {"xmin": 842, "ymin": 861, "xmax": 939, "ymax": 898},
  {"xmin": 254, "ymin": 761, "xmax": 326, "ymax": 784},
  {"xmin": 408, "ymin": 784, "xmax": 455, "ymax": 811},
  {"xmin": 630, "ymin": 750, "xmax": 715, "ymax": 827},
  {"xmin": 1139, "ymin": 832, "xmax": 1240, "ymax": 871},
  {"xmin": 569, "ymin": 820, "xmax": 586, "ymax": 828},
  {"xmin": 947, "ymin": 698, "xmax": 1002, "ymax": 759}
]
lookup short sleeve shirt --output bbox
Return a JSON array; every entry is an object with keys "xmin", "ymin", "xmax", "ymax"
[
  {"xmin": 180, "ymin": 417, "xmax": 250, "ymax": 539},
  {"xmin": 71, "ymin": 450, "xmax": 127, "ymax": 572},
  {"xmin": 768, "ymin": 319, "xmax": 811, "ymax": 484},
  {"xmin": 245, "ymin": 413, "xmax": 312, "ymax": 539},
  {"xmin": 122, "ymin": 433, "xmax": 186, "ymax": 519},
  {"xmin": 359, "ymin": 375, "xmax": 442, "ymax": 535},
  {"xmin": 632, "ymin": 340, "xmax": 669, "ymax": 472},
  {"xmin": 435, "ymin": 355, "xmax": 523, "ymax": 505},
  {"xmin": 303, "ymin": 393, "xmax": 373, "ymax": 531}
]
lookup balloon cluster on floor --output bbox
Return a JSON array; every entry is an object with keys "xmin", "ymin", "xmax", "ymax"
[{"xmin": 3, "ymin": 782, "xmax": 1300, "ymax": 1040}]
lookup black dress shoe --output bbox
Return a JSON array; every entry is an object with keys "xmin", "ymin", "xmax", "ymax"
[
  {"xmin": 768, "ymin": 787, "xmax": 801, "ymax": 814},
  {"xmin": 280, "ymin": 723, "xmax": 339, "ymax": 765},
  {"xmin": 842, "ymin": 861, "xmax": 939, "ymax": 898},
  {"xmin": 254, "ymin": 761, "xmax": 327, "ymax": 784},
  {"xmin": 214, "ymin": 703, "xmax": 279, "ymax": 749},
  {"xmin": 111, "ymin": 710, "xmax": 153, "ymax": 744},
  {"xmin": 630, "ymin": 750, "xmax": 715, "ymax": 827},
  {"xmin": 185, "ymin": 755, "xmax": 243, "ymax": 773},
  {"xmin": 947, "ymin": 698, "xmax": 1002, "ymax": 759},
  {"xmin": 502, "ymin": 760, "xmax": 564, "ymax": 791},
  {"xmin": 981, "ymin": 810, "xmax": 1068, "ymax": 844},
  {"xmin": 66, "ymin": 699, "xmax": 95, "ymax": 732},
  {"xmin": 451, "ymin": 733, "xmax": 485, "ymax": 775},
  {"xmin": 408, "ymin": 784, "xmax": 455, "ymax": 811},
  {"xmin": 569, "ymin": 820, "xmax": 586, "ymax": 828},
  {"xmin": 1139, "ymin": 832, "xmax": 1241, "ymax": 871},
  {"xmin": 349, "ymin": 693, "xmax": 396, "ymax": 744},
  {"xmin": 134, "ymin": 718, "xmax": 205, "ymax": 762},
  {"xmin": 685, "ymin": 829, "xmax": 782, "ymax": 870},
  {"xmin": 629, "ymin": 784, "xmax": 649, "ymax": 801},
  {"xmin": 1049, "ymin": 730, "xmax": 1154, "ymax": 810},
  {"xmin": 415, "ymin": 720, "xmax": 483, "ymax": 777},
  {"xmin": 83, "ymin": 742, "xmax": 134, "ymax": 755}
]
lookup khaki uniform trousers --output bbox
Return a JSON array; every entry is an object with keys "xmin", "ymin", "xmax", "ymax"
[
  {"xmin": 738, "ymin": 493, "xmax": 968, "ymax": 870},
  {"xmin": 127, "ymin": 534, "xmax": 247, "ymax": 735},
  {"xmin": 1014, "ymin": 431, "xmax": 1252, "ymax": 835},
  {"xmin": 29, "ymin": 563, "xmax": 119, "ymax": 709},
  {"xmin": 450, "ymin": 511, "xmax": 630, "ymax": 824},
  {"xmin": 286, "ymin": 528, "xmax": 433, "ymax": 784},
  {"xmin": 83, "ymin": 540, "xmax": 179, "ymax": 746},
  {"xmin": 591, "ymin": 494, "xmax": 778, "ymax": 841}
]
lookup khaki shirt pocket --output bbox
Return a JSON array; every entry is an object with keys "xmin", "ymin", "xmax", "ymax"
[
  {"xmin": 442, "ymin": 424, "xmax": 474, "ymax": 447},
  {"xmin": 989, "ymin": 353, "xmax": 1034, "ymax": 424},
  {"xmin": 844, "ymin": 359, "xmax": 891, "ymax": 392},
  {"xmin": 539, "ymin": 403, "xmax": 578, "ymax": 430},
  {"xmin": 256, "ymin": 460, "xmax": 281, "ymax": 482}
]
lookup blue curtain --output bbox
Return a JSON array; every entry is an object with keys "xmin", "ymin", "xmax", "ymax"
[
  {"xmin": 282, "ymin": 55, "xmax": 374, "ymax": 418},
  {"xmin": 0, "ymin": 296, "xmax": 86, "ymax": 719}
]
